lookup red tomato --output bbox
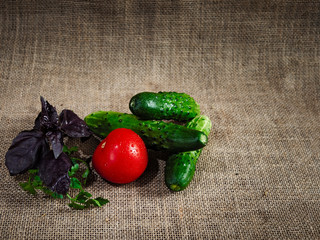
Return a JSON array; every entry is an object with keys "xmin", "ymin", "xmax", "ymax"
[{"xmin": 92, "ymin": 128, "xmax": 148, "ymax": 184}]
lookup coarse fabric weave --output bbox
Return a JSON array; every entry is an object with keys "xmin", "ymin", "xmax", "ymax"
[{"xmin": 0, "ymin": 1, "xmax": 319, "ymax": 239}]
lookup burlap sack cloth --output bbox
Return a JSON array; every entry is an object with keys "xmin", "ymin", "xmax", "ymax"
[{"xmin": 0, "ymin": 1, "xmax": 319, "ymax": 239}]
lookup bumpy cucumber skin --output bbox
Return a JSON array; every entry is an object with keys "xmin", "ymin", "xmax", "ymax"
[
  {"xmin": 84, "ymin": 111, "xmax": 208, "ymax": 152},
  {"xmin": 129, "ymin": 92, "xmax": 200, "ymax": 121},
  {"xmin": 165, "ymin": 115, "xmax": 212, "ymax": 191}
]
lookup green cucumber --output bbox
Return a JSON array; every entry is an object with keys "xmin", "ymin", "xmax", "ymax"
[
  {"xmin": 84, "ymin": 111, "xmax": 208, "ymax": 152},
  {"xmin": 165, "ymin": 115, "xmax": 212, "ymax": 191},
  {"xmin": 129, "ymin": 91, "xmax": 200, "ymax": 121}
]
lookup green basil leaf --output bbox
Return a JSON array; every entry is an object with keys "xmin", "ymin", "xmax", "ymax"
[
  {"xmin": 87, "ymin": 199, "xmax": 101, "ymax": 207},
  {"xmin": 82, "ymin": 168, "xmax": 90, "ymax": 179},
  {"xmin": 75, "ymin": 191, "xmax": 91, "ymax": 203},
  {"xmin": 69, "ymin": 163, "xmax": 79, "ymax": 176},
  {"xmin": 80, "ymin": 191, "xmax": 92, "ymax": 198},
  {"xmin": 19, "ymin": 182, "xmax": 37, "ymax": 195},
  {"xmin": 32, "ymin": 175, "xmax": 43, "ymax": 187},
  {"xmin": 70, "ymin": 177, "xmax": 82, "ymax": 189},
  {"xmin": 51, "ymin": 192, "xmax": 64, "ymax": 199},
  {"xmin": 63, "ymin": 145, "xmax": 79, "ymax": 155},
  {"xmin": 95, "ymin": 197, "xmax": 109, "ymax": 206},
  {"xmin": 28, "ymin": 169, "xmax": 39, "ymax": 175},
  {"xmin": 41, "ymin": 188, "xmax": 64, "ymax": 199},
  {"xmin": 69, "ymin": 202, "xmax": 86, "ymax": 210}
]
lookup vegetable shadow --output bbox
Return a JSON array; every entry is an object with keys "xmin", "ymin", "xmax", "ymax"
[
  {"xmin": 134, "ymin": 150, "xmax": 162, "ymax": 186},
  {"xmin": 65, "ymin": 136, "xmax": 173, "ymax": 195},
  {"xmin": 132, "ymin": 150, "xmax": 172, "ymax": 196},
  {"xmin": 103, "ymin": 150, "xmax": 166, "ymax": 188}
]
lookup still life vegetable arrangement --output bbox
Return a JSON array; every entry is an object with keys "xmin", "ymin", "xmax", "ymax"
[{"xmin": 5, "ymin": 92, "xmax": 211, "ymax": 209}]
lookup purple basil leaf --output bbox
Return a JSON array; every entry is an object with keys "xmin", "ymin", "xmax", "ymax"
[
  {"xmin": 33, "ymin": 112, "xmax": 41, "ymax": 130},
  {"xmin": 37, "ymin": 138, "xmax": 50, "ymax": 165},
  {"xmin": 5, "ymin": 130, "xmax": 48, "ymax": 175},
  {"xmin": 59, "ymin": 109, "xmax": 91, "ymax": 138},
  {"xmin": 46, "ymin": 130, "xmax": 63, "ymax": 159},
  {"xmin": 40, "ymin": 96, "xmax": 59, "ymax": 131},
  {"xmin": 38, "ymin": 151, "xmax": 72, "ymax": 194}
]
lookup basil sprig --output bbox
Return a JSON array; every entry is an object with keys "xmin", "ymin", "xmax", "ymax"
[{"xmin": 5, "ymin": 97, "xmax": 108, "ymax": 209}]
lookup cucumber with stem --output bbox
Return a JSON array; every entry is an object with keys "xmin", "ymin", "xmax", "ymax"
[
  {"xmin": 165, "ymin": 115, "xmax": 212, "ymax": 191},
  {"xmin": 129, "ymin": 91, "xmax": 200, "ymax": 121},
  {"xmin": 84, "ymin": 111, "xmax": 208, "ymax": 153}
]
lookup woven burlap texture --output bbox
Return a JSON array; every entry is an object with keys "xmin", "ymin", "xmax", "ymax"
[{"xmin": 0, "ymin": 1, "xmax": 319, "ymax": 239}]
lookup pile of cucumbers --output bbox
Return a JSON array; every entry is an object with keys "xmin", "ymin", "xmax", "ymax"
[{"xmin": 84, "ymin": 91, "xmax": 212, "ymax": 191}]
